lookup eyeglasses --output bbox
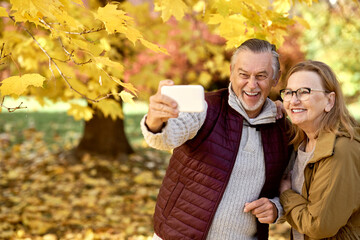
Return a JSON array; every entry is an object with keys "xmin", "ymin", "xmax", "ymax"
[{"xmin": 279, "ymin": 87, "xmax": 328, "ymax": 102}]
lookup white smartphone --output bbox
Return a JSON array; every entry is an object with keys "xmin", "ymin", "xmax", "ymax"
[{"xmin": 161, "ymin": 85, "xmax": 205, "ymax": 112}]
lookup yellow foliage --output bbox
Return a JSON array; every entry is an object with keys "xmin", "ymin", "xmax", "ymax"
[
  {"xmin": 93, "ymin": 99, "xmax": 123, "ymax": 120},
  {"xmin": 293, "ymin": 16, "xmax": 311, "ymax": 29},
  {"xmin": 119, "ymin": 90, "xmax": 135, "ymax": 105},
  {"xmin": 10, "ymin": 0, "xmax": 62, "ymax": 22},
  {"xmin": 0, "ymin": 74, "xmax": 46, "ymax": 97},
  {"xmin": 71, "ymin": 38, "xmax": 104, "ymax": 56},
  {"xmin": 95, "ymin": 4, "xmax": 136, "ymax": 35},
  {"xmin": 0, "ymin": 0, "xmax": 312, "ymax": 118},
  {"xmin": 111, "ymin": 77, "xmax": 138, "ymax": 96},
  {"xmin": 60, "ymin": 0, "xmax": 84, "ymax": 8},
  {"xmin": 155, "ymin": 0, "xmax": 188, "ymax": 22},
  {"xmin": 139, "ymin": 38, "xmax": 169, "ymax": 55},
  {"xmin": 0, "ymin": 6, "xmax": 7, "ymax": 17},
  {"xmin": 94, "ymin": 4, "xmax": 168, "ymax": 54},
  {"xmin": 94, "ymin": 56, "xmax": 124, "ymax": 72},
  {"xmin": 134, "ymin": 171, "xmax": 155, "ymax": 184},
  {"xmin": 67, "ymin": 104, "xmax": 94, "ymax": 121},
  {"xmin": 273, "ymin": 0, "xmax": 292, "ymax": 13}
]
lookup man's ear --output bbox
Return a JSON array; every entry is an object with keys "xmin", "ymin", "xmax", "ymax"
[
  {"xmin": 272, "ymin": 70, "xmax": 281, "ymax": 87},
  {"xmin": 325, "ymin": 92, "xmax": 336, "ymax": 112}
]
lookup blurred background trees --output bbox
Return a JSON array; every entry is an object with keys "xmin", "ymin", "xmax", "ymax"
[
  {"xmin": 298, "ymin": 0, "xmax": 360, "ymax": 117},
  {"xmin": 0, "ymin": 0, "xmax": 359, "ymax": 165},
  {"xmin": 0, "ymin": 0, "xmax": 319, "ymax": 158}
]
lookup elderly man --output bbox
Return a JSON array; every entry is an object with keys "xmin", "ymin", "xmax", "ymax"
[{"xmin": 141, "ymin": 38, "xmax": 292, "ymax": 240}]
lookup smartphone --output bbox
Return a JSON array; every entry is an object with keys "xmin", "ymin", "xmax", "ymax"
[{"xmin": 161, "ymin": 85, "xmax": 205, "ymax": 112}]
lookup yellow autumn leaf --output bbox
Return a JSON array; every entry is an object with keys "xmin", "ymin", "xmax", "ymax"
[
  {"xmin": 93, "ymin": 99, "xmax": 123, "ymax": 120},
  {"xmin": 67, "ymin": 104, "xmax": 94, "ymax": 121},
  {"xmin": 93, "ymin": 57, "xmax": 124, "ymax": 72},
  {"xmin": 156, "ymin": 0, "xmax": 188, "ymax": 22},
  {"xmin": 111, "ymin": 77, "xmax": 138, "ymax": 96},
  {"xmin": 208, "ymin": 14, "xmax": 224, "ymax": 25},
  {"xmin": 119, "ymin": 90, "xmax": 135, "ymax": 105},
  {"xmin": 71, "ymin": 38, "xmax": 104, "ymax": 56},
  {"xmin": 0, "ymin": 74, "xmax": 46, "ymax": 96},
  {"xmin": 95, "ymin": 4, "xmax": 133, "ymax": 34},
  {"xmin": 297, "ymin": 0, "xmax": 315, "ymax": 6},
  {"xmin": 139, "ymin": 38, "xmax": 168, "ymax": 55},
  {"xmin": 124, "ymin": 26, "xmax": 143, "ymax": 45},
  {"xmin": 67, "ymin": 0, "xmax": 84, "ymax": 7},
  {"xmin": 0, "ymin": 7, "xmax": 8, "ymax": 17},
  {"xmin": 273, "ymin": 0, "xmax": 292, "ymax": 13},
  {"xmin": 245, "ymin": 0, "xmax": 271, "ymax": 9},
  {"xmin": 134, "ymin": 171, "xmax": 155, "ymax": 184},
  {"xmin": 293, "ymin": 16, "xmax": 311, "ymax": 29},
  {"xmin": 10, "ymin": 0, "xmax": 63, "ymax": 20},
  {"xmin": 95, "ymin": 4, "xmax": 146, "ymax": 44},
  {"xmin": 198, "ymin": 72, "xmax": 212, "ymax": 88}
]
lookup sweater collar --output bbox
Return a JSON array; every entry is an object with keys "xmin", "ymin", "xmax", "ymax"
[{"xmin": 228, "ymin": 83, "xmax": 277, "ymax": 125}]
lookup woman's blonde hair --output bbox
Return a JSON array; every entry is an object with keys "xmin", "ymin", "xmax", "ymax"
[{"xmin": 285, "ymin": 60, "xmax": 359, "ymax": 146}]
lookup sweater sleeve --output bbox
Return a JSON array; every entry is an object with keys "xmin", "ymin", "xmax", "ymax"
[
  {"xmin": 140, "ymin": 102, "xmax": 208, "ymax": 151},
  {"xmin": 269, "ymin": 197, "xmax": 283, "ymax": 223}
]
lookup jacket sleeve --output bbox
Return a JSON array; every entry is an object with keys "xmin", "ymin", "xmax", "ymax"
[{"xmin": 280, "ymin": 138, "xmax": 360, "ymax": 239}]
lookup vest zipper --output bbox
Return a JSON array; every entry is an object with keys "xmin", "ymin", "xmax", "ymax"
[{"xmin": 202, "ymin": 121, "xmax": 243, "ymax": 240}]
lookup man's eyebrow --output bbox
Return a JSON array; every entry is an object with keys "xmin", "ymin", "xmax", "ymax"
[
  {"xmin": 256, "ymin": 71, "xmax": 268, "ymax": 75},
  {"xmin": 238, "ymin": 68, "xmax": 268, "ymax": 74},
  {"xmin": 238, "ymin": 68, "xmax": 248, "ymax": 73}
]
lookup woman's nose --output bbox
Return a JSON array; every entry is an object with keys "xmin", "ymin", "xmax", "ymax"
[{"xmin": 290, "ymin": 93, "xmax": 300, "ymax": 104}]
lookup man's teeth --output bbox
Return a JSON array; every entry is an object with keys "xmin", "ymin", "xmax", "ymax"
[
  {"xmin": 245, "ymin": 92, "xmax": 258, "ymax": 96},
  {"xmin": 292, "ymin": 109, "xmax": 305, "ymax": 113}
]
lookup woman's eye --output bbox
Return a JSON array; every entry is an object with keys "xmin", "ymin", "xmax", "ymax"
[{"xmin": 299, "ymin": 89, "xmax": 310, "ymax": 95}]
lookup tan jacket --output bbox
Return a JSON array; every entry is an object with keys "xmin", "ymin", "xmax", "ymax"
[{"xmin": 280, "ymin": 128, "xmax": 360, "ymax": 240}]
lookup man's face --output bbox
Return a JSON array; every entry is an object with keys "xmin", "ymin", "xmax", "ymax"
[{"xmin": 230, "ymin": 50, "xmax": 278, "ymax": 118}]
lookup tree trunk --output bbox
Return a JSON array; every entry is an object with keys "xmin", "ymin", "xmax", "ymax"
[{"xmin": 76, "ymin": 104, "xmax": 134, "ymax": 159}]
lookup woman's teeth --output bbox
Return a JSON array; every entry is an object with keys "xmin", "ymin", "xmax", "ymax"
[{"xmin": 292, "ymin": 109, "xmax": 305, "ymax": 113}]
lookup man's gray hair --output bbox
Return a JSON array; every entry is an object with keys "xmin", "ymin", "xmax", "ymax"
[{"xmin": 230, "ymin": 38, "xmax": 280, "ymax": 80}]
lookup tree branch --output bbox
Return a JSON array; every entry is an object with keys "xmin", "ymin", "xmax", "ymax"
[
  {"xmin": 9, "ymin": 16, "xmax": 108, "ymax": 103},
  {"xmin": 39, "ymin": 18, "xmax": 106, "ymax": 35},
  {"xmin": 0, "ymin": 98, "xmax": 27, "ymax": 112},
  {"xmin": 0, "ymin": 43, "xmax": 10, "ymax": 65},
  {"xmin": 58, "ymin": 38, "xmax": 93, "ymax": 65}
]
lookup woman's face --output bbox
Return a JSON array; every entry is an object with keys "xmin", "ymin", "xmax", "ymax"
[{"xmin": 284, "ymin": 71, "xmax": 333, "ymax": 135}]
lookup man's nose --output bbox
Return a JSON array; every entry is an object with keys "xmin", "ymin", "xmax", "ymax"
[{"xmin": 248, "ymin": 76, "xmax": 257, "ymax": 89}]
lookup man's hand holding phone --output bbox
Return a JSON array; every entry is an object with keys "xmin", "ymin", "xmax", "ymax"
[{"xmin": 145, "ymin": 80, "xmax": 205, "ymax": 133}]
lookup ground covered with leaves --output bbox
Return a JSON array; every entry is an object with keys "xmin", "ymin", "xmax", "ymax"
[{"xmin": 0, "ymin": 129, "xmax": 290, "ymax": 240}]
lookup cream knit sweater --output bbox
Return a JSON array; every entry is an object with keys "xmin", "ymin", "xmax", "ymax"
[{"xmin": 141, "ymin": 85, "xmax": 283, "ymax": 240}]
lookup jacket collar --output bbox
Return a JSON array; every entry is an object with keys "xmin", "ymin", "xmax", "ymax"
[{"xmin": 309, "ymin": 131, "xmax": 336, "ymax": 164}]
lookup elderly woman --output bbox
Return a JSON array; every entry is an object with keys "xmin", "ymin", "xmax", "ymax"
[{"xmin": 279, "ymin": 60, "xmax": 360, "ymax": 239}]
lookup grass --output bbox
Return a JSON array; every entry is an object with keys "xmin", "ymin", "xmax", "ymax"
[
  {"xmin": 0, "ymin": 111, "xmax": 84, "ymax": 147},
  {"xmin": 0, "ymin": 99, "xmax": 148, "ymax": 148}
]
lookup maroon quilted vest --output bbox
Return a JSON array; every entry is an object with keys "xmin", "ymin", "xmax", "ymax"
[{"xmin": 153, "ymin": 88, "xmax": 291, "ymax": 240}]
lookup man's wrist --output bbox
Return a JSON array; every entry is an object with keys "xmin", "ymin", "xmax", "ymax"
[{"xmin": 145, "ymin": 117, "xmax": 166, "ymax": 133}]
